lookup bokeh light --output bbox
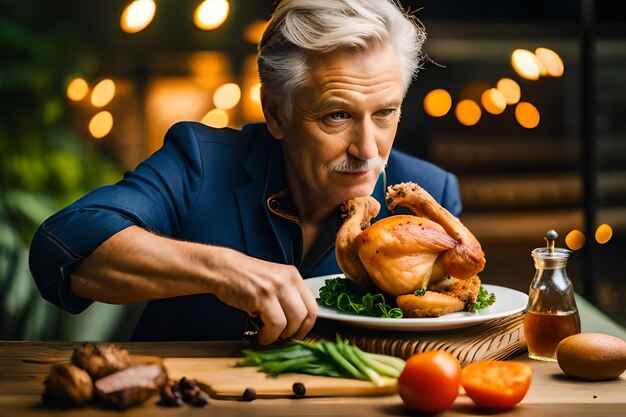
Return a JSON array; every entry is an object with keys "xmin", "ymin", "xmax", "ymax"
[
  {"xmin": 535, "ymin": 47, "xmax": 565, "ymax": 77},
  {"xmin": 423, "ymin": 89, "xmax": 452, "ymax": 117},
  {"xmin": 213, "ymin": 83, "xmax": 241, "ymax": 110},
  {"xmin": 201, "ymin": 108, "xmax": 229, "ymax": 128},
  {"xmin": 515, "ymin": 102, "xmax": 540, "ymax": 129},
  {"xmin": 511, "ymin": 49, "xmax": 541, "ymax": 80},
  {"xmin": 480, "ymin": 88, "xmax": 506, "ymax": 115},
  {"xmin": 88, "ymin": 111, "xmax": 114, "ymax": 139},
  {"xmin": 194, "ymin": 0, "xmax": 229, "ymax": 30},
  {"xmin": 565, "ymin": 230, "xmax": 585, "ymax": 251},
  {"xmin": 120, "ymin": 0, "xmax": 156, "ymax": 34},
  {"xmin": 496, "ymin": 78, "xmax": 521, "ymax": 105},
  {"xmin": 249, "ymin": 83, "xmax": 261, "ymax": 105},
  {"xmin": 66, "ymin": 78, "xmax": 89, "ymax": 101},
  {"xmin": 244, "ymin": 20, "xmax": 268, "ymax": 44},
  {"xmin": 455, "ymin": 99, "xmax": 481, "ymax": 126},
  {"xmin": 595, "ymin": 224, "xmax": 613, "ymax": 244},
  {"xmin": 91, "ymin": 79, "xmax": 116, "ymax": 108}
]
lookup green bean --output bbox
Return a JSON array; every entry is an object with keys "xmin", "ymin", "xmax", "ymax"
[
  {"xmin": 352, "ymin": 347, "xmax": 402, "ymax": 378},
  {"xmin": 360, "ymin": 351, "xmax": 406, "ymax": 372},
  {"xmin": 236, "ymin": 336, "xmax": 406, "ymax": 383},
  {"xmin": 319, "ymin": 341, "xmax": 366, "ymax": 380},
  {"xmin": 337, "ymin": 340, "xmax": 382, "ymax": 385},
  {"xmin": 260, "ymin": 355, "xmax": 318, "ymax": 376}
]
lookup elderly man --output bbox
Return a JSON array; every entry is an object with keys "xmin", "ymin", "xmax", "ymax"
[{"xmin": 29, "ymin": 0, "xmax": 461, "ymax": 345}]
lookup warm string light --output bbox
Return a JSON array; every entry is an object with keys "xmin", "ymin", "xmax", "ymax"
[
  {"xmin": 422, "ymin": 47, "xmax": 563, "ymax": 129},
  {"xmin": 91, "ymin": 79, "xmax": 116, "ymax": 108},
  {"xmin": 201, "ymin": 108, "xmax": 229, "ymax": 128},
  {"xmin": 66, "ymin": 78, "xmax": 116, "ymax": 139},
  {"xmin": 213, "ymin": 83, "xmax": 241, "ymax": 110},
  {"xmin": 120, "ymin": 0, "xmax": 156, "ymax": 34},
  {"xmin": 194, "ymin": 0, "xmax": 230, "ymax": 30},
  {"xmin": 249, "ymin": 83, "xmax": 261, "ymax": 105},
  {"xmin": 455, "ymin": 100, "xmax": 481, "ymax": 126},
  {"xmin": 534, "ymin": 48, "xmax": 564, "ymax": 77},
  {"xmin": 89, "ymin": 111, "xmax": 114, "ymax": 139},
  {"xmin": 120, "ymin": 0, "xmax": 234, "ymax": 33},
  {"xmin": 199, "ymin": 81, "xmax": 242, "ymax": 128},
  {"xmin": 480, "ymin": 88, "xmax": 506, "ymax": 115},
  {"xmin": 66, "ymin": 78, "xmax": 89, "ymax": 101},
  {"xmin": 511, "ymin": 49, "xmax": 541, "ymax": 81},
  {"xmin": 565, "ymin": 224, "xmax": 614, "ymax": 251},
  {"xmin": 595, "ymin": 224, "xmax": 613, "ymax": 244},
  {"xmin": 511, "ymin": 47, "xmax": 564, "ymax": 80},
  {"xmin": 423, "ymin": 89, "xmax": 452, "ymax": 117},
  {"xmin": 515, "ymin": 102, "xmax": 540, "ymax": 129},
  {"xmin": 496, "ymin": 78, "xmax": 521, "ymax": 105}
]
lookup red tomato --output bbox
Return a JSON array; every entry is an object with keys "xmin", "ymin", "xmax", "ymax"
[
  {"xmin": 398, "ymin": 351, "xmax": 461, "ymax": 414},
  {"xmin": 461, "ymin": 361, "xmax": 533, "ymax": 409}
]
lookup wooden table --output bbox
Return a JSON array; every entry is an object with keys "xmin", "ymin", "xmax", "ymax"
[{"xmin": 1, "ymin": 337, "xmax": 624, "ymax": 417}]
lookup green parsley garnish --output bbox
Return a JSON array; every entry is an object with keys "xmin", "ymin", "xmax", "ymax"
[
  {"xmin": 414, "ymin": 288, "xmax": 426, "ymax": 296},
  {"xmin": 318, "ymin": 277, "xmax": 403, "ymax": 318},
  {"xmin": 472, "ymin": 287, "xmax": 496, "ymax": 312}
]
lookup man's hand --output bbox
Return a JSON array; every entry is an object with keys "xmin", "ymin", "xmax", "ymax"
[
  {"xmin": 210, "ymin": 250, "xmax": 318, "ymax": 345},
  {"xmin": 71, "ymin": 226, "xmax": 318, "ymax": 345}
]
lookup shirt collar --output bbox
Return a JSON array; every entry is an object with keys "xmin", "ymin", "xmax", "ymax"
[
  {"xmin": 263, "ymin": 138, "xmax": 299, "ymax": 223},
  {"xmin": 261, "ymin": 142, "xmax": 389, "ymax": 272}
]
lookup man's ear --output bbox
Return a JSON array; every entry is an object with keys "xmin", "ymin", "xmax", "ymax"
[{"xmin": 261, "ymin": 87, "xmax": 285, "ymax": 140}]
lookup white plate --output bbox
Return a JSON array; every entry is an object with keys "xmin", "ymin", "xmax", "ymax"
[{"xmin": 305, "ymin": 275, "xmax": 528, "ymax": 331}]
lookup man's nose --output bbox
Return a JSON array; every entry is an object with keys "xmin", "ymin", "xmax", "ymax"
[{"xmin": 348, "ymin": 119, "xmax": 378, "ymax": 161}]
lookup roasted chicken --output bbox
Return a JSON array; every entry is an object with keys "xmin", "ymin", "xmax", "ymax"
[{"xmin": 335, "ymin": 182, "xmax": 486, "ymax": 317}]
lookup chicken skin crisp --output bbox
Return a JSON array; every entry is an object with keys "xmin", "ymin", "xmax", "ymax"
[
  {"xmin": 397, "ymin": 275, "xmax": 482, "ymax": 318},
  {"xmin": 335, "ymin": 182, "xmax": 486, "ymax": 317}
]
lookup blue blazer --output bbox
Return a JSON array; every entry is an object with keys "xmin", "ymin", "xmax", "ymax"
[{"xmin": 29, "ymin": 122, "xmax": 461, "ymax": 341}]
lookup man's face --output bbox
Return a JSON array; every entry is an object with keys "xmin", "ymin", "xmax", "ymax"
[{"xmin": 277, "ymin": 42, "xmax": 404, "ymax": 210}]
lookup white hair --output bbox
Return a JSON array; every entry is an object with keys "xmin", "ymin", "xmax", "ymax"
[{"xmin": 258, "ymin": 0, "xmax": 426, "ymax": 123}]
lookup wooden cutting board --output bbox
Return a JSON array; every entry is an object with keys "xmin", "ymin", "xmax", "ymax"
[{"xmin": 163, "ymin": 357, "xmax": 398, "ymax": 399}]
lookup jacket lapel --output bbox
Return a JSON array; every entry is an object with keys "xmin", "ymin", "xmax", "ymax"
[{"xmin": 234, "ymin": 126, "xmax": 289, "ymax": 263}]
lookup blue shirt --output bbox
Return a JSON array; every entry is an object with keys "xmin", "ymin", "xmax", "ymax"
[{"xmin": 29, "ymin": 122, "xmax": 462, "ymax": 341}]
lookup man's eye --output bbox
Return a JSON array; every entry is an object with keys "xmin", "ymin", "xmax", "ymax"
[
  {"xmin": 377, "ymin": 108, "xmax": 397, "ymax": 117},
  {"xmin": 327, "ymin": 112, "xmax": 350, "ymax": 121}
]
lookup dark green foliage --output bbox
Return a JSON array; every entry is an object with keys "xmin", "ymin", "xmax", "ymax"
[{"xmin": 0, "ymin": 10, "xmax": 123, "ymax": 340}]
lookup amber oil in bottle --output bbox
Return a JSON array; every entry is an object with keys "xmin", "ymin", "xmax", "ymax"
[{"xmin": 523, "ymin": 230, "xmax": 581, "ymax": 361}]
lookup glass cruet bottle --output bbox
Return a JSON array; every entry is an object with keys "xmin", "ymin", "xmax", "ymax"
[{"xmin": 523, "ymin": 230, "xmax": 581, "ymax": 362}]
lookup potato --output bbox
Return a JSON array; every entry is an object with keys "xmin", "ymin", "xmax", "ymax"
[
  {"xmin": 556, "ymin": 333, "xmax": 626, "ymax": 380},
  {"xmin": 43, "ymin": 363, "xmax": 94, "ymax": 407}
]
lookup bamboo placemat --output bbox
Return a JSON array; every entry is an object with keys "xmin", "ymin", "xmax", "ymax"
[{"xmin": 307, "ymin": 312, "xmax": 526, "ymax": 366}]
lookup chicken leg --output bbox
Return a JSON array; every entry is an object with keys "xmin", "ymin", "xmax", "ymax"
[{"xmin": 385, "ymin": 182, "xmax": 486, "ymax": 281}]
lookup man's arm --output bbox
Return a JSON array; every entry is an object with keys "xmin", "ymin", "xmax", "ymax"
[
  {"xmin": 29, "ymin": 122, "xmax": 316, "ymax": 345},
  {"xmin": 71, "ymin": 225, "xmax": 317, "ymax": 345}
]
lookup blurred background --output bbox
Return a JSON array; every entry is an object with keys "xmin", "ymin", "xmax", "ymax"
[{"xmin": 1, "ymin": 0, "xmax": 624, "ymax": 341}]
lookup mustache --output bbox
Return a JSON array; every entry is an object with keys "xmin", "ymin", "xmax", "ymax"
[{"xmin": 325, "ymin": 155, "xmax": 386, "ymax": 173}]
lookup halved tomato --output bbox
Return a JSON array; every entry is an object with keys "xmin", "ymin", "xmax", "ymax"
[
  {"xmin": 398, "ymin": 351, "xmax": 461, "ymax": 414},
  {"xmin": 461, "ymin": 361, "xmax": 533, "ymax": 409}
]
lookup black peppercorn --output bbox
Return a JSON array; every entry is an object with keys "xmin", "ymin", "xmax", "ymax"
[
  {"xmin": 179, "ymin": 377, "xmax": 197, "ymax": 391},
  {"xmin": 292, "ymin": 382, "xmax": 306, "ymax": 397},
  {"xmin": 157, "ymin": 376, "xmax": 210, "ymax": 408},
  {"xmin": 241, "ymin": 387, "xmax": 257, "ymax": 402}
]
